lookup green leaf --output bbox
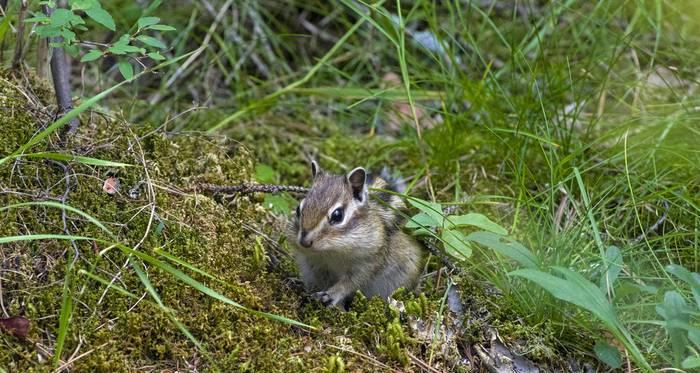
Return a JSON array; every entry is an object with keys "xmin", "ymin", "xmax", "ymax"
[
  {"xmin": 594, "ymin": 341, "xmax": 622, "ymax": 369},
  {"xmin": 441, "ymin": 229, "xmax": 471, "ymax": 260},
  {"xmin": 666, "ymin": 264, "xmax": 700, "ymax": 309},
  {"xmin": 405, "ymin": 212, "xmax": 438, "ymax": 229},
  {"xmin": 80, "ymin": 49, "xmax": 103, "ymax": 62},
  {"xmin": 263, "ymin": 194, "xmax": 294, "ymax": 215},
  {"xmin": 71, "ymin": 0, "xmax": 96, "ymax": 11},
  {"xmin": 600, "ymin": 245, "xmax": 623, "ymax": 294},
  {"xmin": 23, "ymin": 152, "xmax": 131, "ymax": 167},
  {"xmin": 119, "ymin": 246, "xmax": 314, "ymax": 329},
  {"xmin": 50, "ymin": 8, "xmax": 84, "ymax": 27},
  {"xmin": 448, "ymin": 213, "xmax": 508, "ymax": 235},
  {"xmin": 255, "ymin": 164, "xmax": 277, "ymax": 183},
  {"xmin": 407, "ymin": 197, "xmax": 443, "ymax": 227},
  {"xmin": 137, "ymin": 16, "xmax": 160, "ymax": 29},
  {"xmin": 682, "ymin": 356, "xmax": 700, "ymax": 369},
  {"xmin": 85, "ymin": 5, "xmax": 115, "ymax": 31},
  {"xmin": 136, "ymin": 35, "xmax": 166, "ymax": 49},
  {"xmin": 147, "ymin": 51, "xmax": 165, "ymax": 61},
  {"xmin": 509, "ymin": 267, "xmax": 618, "ymax": 327},
  {"xmin": 0, "ymin": 50, "xmax": 196, "ymax": 167},
  {"xmin": 53, "ymin": 261, "xmax": 73, "ymax": 367},
  {"xmin": 467, "ymin": 231, "xmax": 539, "ymax": 269},
  {"xmin": 108, "ymin": 35, "xmax": 146, "ymax": 55},
  {"xmin": 146, "ymin": 24, "xmax": 176, "ymax": 31},
  {"xmin": 24, "ymin": 15, "xmax": 51, "ymax": 24},
  {"xmin": 117, "ymin": 60, "xmax": 134, "ymax": 80},
  {"xmin": 0, "ymin": 201, "xmax": 115, "ymax": 239},
  {"xmin": 656, "ymin": 291, "xmax": 690, "ymax": 367},
  {"xmin": 0, "ymin": 234, "xmax": 97, "ymax": 244}
]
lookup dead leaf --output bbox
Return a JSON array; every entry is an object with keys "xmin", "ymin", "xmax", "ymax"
[
  {"xmin": 103, "ymin": 176, "xmax": 120, "ymax": 195},
  {"xmin": 0, "ymin": 316, "xmax": 30, "ymax": 339}
]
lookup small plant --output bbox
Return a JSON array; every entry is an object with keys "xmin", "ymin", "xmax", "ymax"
[
  {"xmin": 26, "ymin": 0, "xmax": 175, "ymax": 79},
  {"xmin": 405, "ymin": 196, "xmax": 539, "ymax": 269}
]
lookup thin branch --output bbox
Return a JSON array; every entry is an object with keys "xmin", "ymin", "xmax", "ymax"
[
  {"xmin": 43, "ymin": 3, "xmax": 80, "ymax": 135},
  {"xmin": 193, "ymin": 183, "xmax": 309, "ymax": 195},
  {"xmin": 11, "ymin": 0, "xmax": 28, "ymax": 70}
]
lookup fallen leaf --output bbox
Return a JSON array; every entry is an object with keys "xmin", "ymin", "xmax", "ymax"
[
  {"xmin": 0, "ymin": 316, "xmax": 30, "ymax": 339},
  {"xmin": 103, "ymin": 176, "xmax": 120, "ymax": 195}
]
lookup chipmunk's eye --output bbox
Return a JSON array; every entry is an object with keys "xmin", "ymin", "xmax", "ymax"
[
  {"xmin": 296, "ymin": 205, "xmax": 301, "ymax": 218},
  {"xmin": 329, "ymin": 207, "xmax": 344, "ymax": 225}
]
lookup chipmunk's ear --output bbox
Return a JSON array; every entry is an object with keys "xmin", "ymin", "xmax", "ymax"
[
  {"xmin": 347, "ymin": 167, "xmax": 367, "ymax": 202},
  {"xmin": 311, "ymin": 160, "xmax": 322, "ymax": 179}
]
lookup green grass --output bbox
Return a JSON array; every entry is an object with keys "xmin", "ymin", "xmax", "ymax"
[{"xmin": 2, "ymin": 0, "xmax": 700, "ymax": 370}]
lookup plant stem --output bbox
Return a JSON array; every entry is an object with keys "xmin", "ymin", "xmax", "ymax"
[{"xmin": 43, "ymin": 3, "xmax": 80, "ymax": 135}]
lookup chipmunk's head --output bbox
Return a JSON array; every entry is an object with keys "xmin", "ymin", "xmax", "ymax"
[{"xmin": 290, "ymin": 160, "xmax": 377, "ymax": 252}]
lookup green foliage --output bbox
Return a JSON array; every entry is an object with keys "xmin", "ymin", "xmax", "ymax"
[
  {"xmin": 510, "ymin": 267, "xmax": 651, "ymax": 370},
  {"xmin": 593, "ymin": 341, "xmax": 622, "ymax": 369},
  {"xmin": 26, "ymin": 1, "xmax": 175, "ymax": 79}
]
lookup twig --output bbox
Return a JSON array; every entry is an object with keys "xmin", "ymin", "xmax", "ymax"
[
  {"xmin": 193, "ymin": 183, "xmax": 309, "ymax": 195},
  {"xmin": 43, "ymin": 3, "xmax": 80, "ymax": 135},
  {"xmin": 633, "ymin": 200, "xmax": 670, "ymax": 242},
  {"xmin": 11, "ymin": 0, "xmax": 28, "ymax": 70}
]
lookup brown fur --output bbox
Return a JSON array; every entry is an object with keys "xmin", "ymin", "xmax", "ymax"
[{"xmin": 287, "ymin": 162, "xmax": 423, "ymax": 308}]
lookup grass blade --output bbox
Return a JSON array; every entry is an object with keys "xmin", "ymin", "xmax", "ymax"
[
  {"xmin": 0, "ymin": 201, "xmax": 115, "ymax": 239},
  {"xmin": 22, "ymin": 152, "xmax": 132, "ymax": 167}
]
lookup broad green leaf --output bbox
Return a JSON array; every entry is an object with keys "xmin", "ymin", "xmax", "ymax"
[
  {"xmin": 405, "ymin": 212, "xmax": 438, "ymax": 229},
  {"xmin": 71, "ymin": 0, "xmax": 96, "ymax": 11},
  {"xmin": 85, "ymin": 5, "xmax": 115, "ymax": 31},
  {"xmin": 118, "ymin": 60, "xmax": 134, "ymax": 80},
  {"xmin": 509, "ymin": 267, "xmax": 618, "ymax": 326},
  {"xmin": 448, "ymin": 213, "xmax": 508, "ymax": 235},
  {"xmin": 80, "ymin": 49, "xmax": 103, "ymax": 62},
  {"xmin": 467, "ymin": 231, "xmax": 538, "ymax": 269},
  {"xmin": 682, "ymin": 356, "xmax": 700, "ymax": 369},
  {"xmin": 656, "ymin": 291, "xmax": 689, "ymax": 367},
  {"xmin": 263, "ymin": 194, "xmax": 294, "ymax": 215},
  {"xmin": 147, "ymin": 51, "xmax": 165, "ymax": 61},
  {"xmin": 24, "ymin": 15, "xmax": 51, "ymax": 23},
  {"xmin": 146, "ymin": 24, "xmax": 176, "ymax": 31},
  {"xmin": 255, "ymin": 163, "xmax": 277, "ymax": 183},
  {"xmin": 23, "ymin": 151, "xmax": 131, "ymax": 167},
  {"xmin": 137, "ymin": 16, "xmax": 160, "ymax": 29},
  {"xmin": 407, "ymin": 197, "xmax": 443, "ymax": 227},
  {"xmin": 600, "ymin": 245, "xmax": 623, "ymax": 294},
  {"xmin": 108, "ymin": 35, "xmax": 146, "ymax": 55},
  {"xmin": 666, "ymin": 264, "xmax": 700, "ymax": 309},
  {"xmin": 50, "ymin": 8, "xmax": 83, "ymax": 27},
  {"xmin": 594, "ymin": 341, "xmax": 622, "ymax": 369},
  {"xmin": 441, "ymin": 228, "xmax": 471, "ymax": 260},
  {"xmin": 136, "ymin": 35, "xmax": 166, "ymax": 49}
]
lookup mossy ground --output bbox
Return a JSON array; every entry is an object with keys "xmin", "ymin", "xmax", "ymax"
[{"xmin": 0, "ymin": 72, "xmax": 586, "ymax": 372}]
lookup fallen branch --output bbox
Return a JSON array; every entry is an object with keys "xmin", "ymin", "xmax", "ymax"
[{"xmin": 193, "ymin": 183, "xmax": 309, "ymax": 195}]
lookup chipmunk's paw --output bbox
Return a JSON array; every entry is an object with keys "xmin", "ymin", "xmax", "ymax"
[
  {"xmin": 313, "ymin": 290, "xmax": 347, "ymax": 308},
  {"xmin": 312, "ymin": 291, "xmax": 335, "ymax": 306}
]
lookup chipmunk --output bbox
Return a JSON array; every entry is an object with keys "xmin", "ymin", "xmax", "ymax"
[{"xmin": 287, "ymin": 161, "xmax": 423, "ymax": 308}]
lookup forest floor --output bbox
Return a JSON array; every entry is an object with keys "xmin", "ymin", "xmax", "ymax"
[{"xmin": 1, "ymin": 1, "xmax": 700, "ymax": 372}]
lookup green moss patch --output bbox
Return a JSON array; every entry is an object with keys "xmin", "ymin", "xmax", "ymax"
[{"xmin": 0, "ymin": 72, "xmax": 586, "ymax": 372}]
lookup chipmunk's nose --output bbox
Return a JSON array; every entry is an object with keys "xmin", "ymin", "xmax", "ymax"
[{"xmin": 300, "ymin": 230, "xmax": 313, "ymax": 248}]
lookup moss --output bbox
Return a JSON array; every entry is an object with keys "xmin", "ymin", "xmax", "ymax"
[{"xmin": 0, "ymin": 71, "xmax": 585, "ymax": 372}]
